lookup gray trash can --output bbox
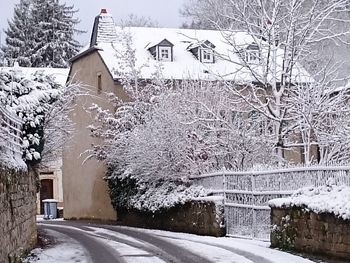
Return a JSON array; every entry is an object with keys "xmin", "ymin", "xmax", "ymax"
[{"xmin": 43, "ymin": 199, "xmax": 58, "ymax": 219}]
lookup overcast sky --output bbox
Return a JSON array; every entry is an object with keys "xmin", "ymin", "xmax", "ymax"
[{"xmin": 0, "ymin": 0, "xmax": 187, "ymax": 46}]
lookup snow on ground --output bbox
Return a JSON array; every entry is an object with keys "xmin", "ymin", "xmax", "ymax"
[
  {"xmin": 134, "ymin": 227, "xmax": 316, "ymax": 263},
  {"xmin": 25, "ymin": 222, "xmax": 318, "ymax": 263},
  {"xmin": 82, "ymin": 225, "xmax": 317, "ymax": 263},
  {"xmin": 86, "ymin": 225, "xmax": 317, "ymax": 263},
  {"xmin": 269, "ymin": 181, "xmax": 350, "ymax": 220},
  {"xmin": 89, "ymin": 226, "xmax": 145, "ymax": 245},
  {"xmin": 162, "ymin": 238, "xmax": 254, "ymax": 263},
  {"xmin": 90, "ymin": 226, "xmax": 250, "ymax": 263},
  {"xmin": 23, "ymin": 228, "xmax": 89, "ymax": 263},
  {"xmin": 96, "ymin": 236, "xmax": 166, "ymax": 263},
  {"xmin": 36, "ymin": 214, "xmax": 64, "ymax": 222}
]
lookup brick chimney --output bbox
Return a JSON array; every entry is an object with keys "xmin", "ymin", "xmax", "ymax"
[{"xmin": 90, "ymin": 9, "xmax": 117, "ymax": 47}]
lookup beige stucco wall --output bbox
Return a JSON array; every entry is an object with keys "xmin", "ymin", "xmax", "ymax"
[{"xmin": 63, "ymin": 51, "xmax": 128, "ymax": 220}]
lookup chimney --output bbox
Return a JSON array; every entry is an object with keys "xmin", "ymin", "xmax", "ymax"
[{"xmin": 90, "ymin": 9, "xmax": 117, "ymax": 47}]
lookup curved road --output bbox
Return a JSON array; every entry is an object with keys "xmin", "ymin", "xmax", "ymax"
[
  {"xmin": 40, "ymin": 221, "xmax": 212, "ymax": 263},
  {"xmin": 38, "ymin": 221, "xmax": 315, "ymax": 263}
]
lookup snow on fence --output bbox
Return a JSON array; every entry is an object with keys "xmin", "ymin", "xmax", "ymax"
[
  {"xmin": 0, "ymin": 106, "xmax": 23, "ymax": 163},
  {"xmin": 190, "ymin": 165, "xmax": 350, "ymax": 240}
]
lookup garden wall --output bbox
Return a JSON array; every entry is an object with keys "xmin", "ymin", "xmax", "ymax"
[
  {"xmin": 117, "ymin": 200, "xmax": 225, "ymax": 237},
  {"xmin": 271, "ymin": 207, "xmax": 350, "ymax": 261},
  {"xmin": 0, "ymin": 165, "xmax": 37, "ymax": 263}
]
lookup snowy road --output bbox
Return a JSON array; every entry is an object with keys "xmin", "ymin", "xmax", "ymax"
[{"xmin": 28, "ymin": 221, "xmax": 317, "ymax": 263}]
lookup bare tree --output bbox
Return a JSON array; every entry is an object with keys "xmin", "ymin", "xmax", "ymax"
[
  {"xmin": 40, "ymin": 80, "xmax": 83, "ymax": 166},
  {"xmin": 181, "ymin": 0, "xmax": 350, "ymax": 163},
  {"xmin": 181, "ymin": 0, "xmax": 233, "ymax": 29},
  {"xmin": 182, "ymin": 0, "xmax": 350, "ymax": 81},
  {"xmin": 287, "ymin": 76, "xmax": 350, "ymax": 164},
  {"xmin": 118, "ymin": 14, "xmax": 159, "ymax": 28}
]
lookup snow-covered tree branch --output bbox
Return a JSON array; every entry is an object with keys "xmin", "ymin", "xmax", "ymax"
[
  {"xmin": 2, "ymin": 0, "xmax": 83, "ymax": 67},
  {"xmin": 0, "ymin": 68, "xmax": 81, "ymax": 168},
  {"xmin": 182, "ymin": 0, "xmax": 350, "ymax": 163},
  {"xmin": 40, "ymin": 80, "xmax": 82, "ymax": 166}
]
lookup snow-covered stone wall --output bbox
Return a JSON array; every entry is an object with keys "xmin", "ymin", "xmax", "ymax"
[
  {"xmin": 270, "ymin": 207, "xmax": 350, "ymax": 261},
  {"xmin": 0, "ymin": 165, "xmax": 37, "ymax": 262},
  {"xmin": 117, "ymin": 200, "xmax": 225, "ymax": 237}
]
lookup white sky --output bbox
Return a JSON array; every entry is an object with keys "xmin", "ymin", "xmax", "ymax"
[{"xmin": 0, "ymin": 0, "xmax": 187, "ymax": 46}]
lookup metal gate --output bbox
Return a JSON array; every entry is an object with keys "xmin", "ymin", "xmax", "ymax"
[{"xmin": 191, "ymin": 166, "xmax": 350, "ymax": 240}]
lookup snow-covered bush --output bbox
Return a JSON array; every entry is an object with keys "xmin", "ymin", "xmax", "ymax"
[{"xmin": 0, "ymin": 68, "xmax": 77, "ymax": 166}]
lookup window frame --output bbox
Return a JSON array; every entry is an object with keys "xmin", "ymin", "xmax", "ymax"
[
  {"xmin": 201, "ymin": 48, "xmax": 214, "ymax": 63},
  {"xmin": 158, "ymin": 46, "xmax": 172, "ymax": 62},
  {"xmin": 244, "ymin": 50, "xmax": 260, "ymax": 64},
  {"xmin": 97, "ymin": 73, "xmax": 102, "ymax": 94}
]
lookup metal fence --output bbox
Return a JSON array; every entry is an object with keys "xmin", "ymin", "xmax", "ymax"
[
  {"xmin": 190, "ymin": 166, "xmax": 350, "ymax": 240},
  {"xmin": 0, "ymin": 106, "xmax": 23, "ymax": 162}
]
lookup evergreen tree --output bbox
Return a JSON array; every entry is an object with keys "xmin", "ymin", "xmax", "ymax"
[
  {"xmin": 2, "ymin": 0, "xmax": 82, "ymax": 68},
  {"xmin": 30, "ymin": 0, "xmax": 82, "ymax": 67},
  {"xmin": 2, "ymin": 0, "xmax": 32, "ymax": 66},
  {"xmin": 0, "ymin": 49, "xmax": 4, "ymax": 66}
]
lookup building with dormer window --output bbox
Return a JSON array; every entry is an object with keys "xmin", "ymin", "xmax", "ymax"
[
  {"xmin": 147, "ymin": 39, "xmax": 174, "ymax": 62},
  {"xmin": 63, "ymin": 9, "xmax": 311, "ymax": 221},
  {"xmin": 187, "ymin": 40, "xmax": 216, "ymax": 63}
]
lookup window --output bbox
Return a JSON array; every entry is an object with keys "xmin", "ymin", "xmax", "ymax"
[
  {"xmin": 158, "ymin": 46, "xmax": 172, "ymax": 62},
  {"xmin": 201, "ymin": 49, "xmax": 214, "ymax": 63},
  {"xmin": 161, "ymin": 49, "xmax": 169, "ymax": 59},
  {"xmin": 97, "ymin": 73, "xmax": 102, "ymax": 94},
  {"xmin": 244, "ymin": 50, "xmax": 260, "ymax": 64},
  {"xmin": 243, "ymin": 43, "xmax": 260, "ymax": 64},
  {"xmin": 147, "ymin": 39, "xmax": 174, "ymax": 61}
]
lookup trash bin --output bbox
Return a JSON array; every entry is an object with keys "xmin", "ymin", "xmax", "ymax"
[{"xmin": 43, "ymin": 199, "xmax": 58, "ymax": 219}]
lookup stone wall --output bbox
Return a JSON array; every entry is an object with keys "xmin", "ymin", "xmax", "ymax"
[
  {"xmin": 271, "ymin": 207, "xmax": 350, "ymax": 261},
  {"xmin": 117, "ymin": 200, "xmax": 225, "ymax": 237},
  {"xmin": 0, "ymin": 165, "xmax": 37, "ymax": 263}
]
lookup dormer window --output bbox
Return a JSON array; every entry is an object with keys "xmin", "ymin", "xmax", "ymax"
[
  {"xmin": 188, "ymin": 40, "xmax": 215, "ymax": 63},
  {"xmin": 201, "ymin": 49, "xmax": 214, "ymax": 63},
  {"xmin": 245, "ymin": 50, "xmax": 260, "ymax": 63},
  {"xmin": 147, "ymin": 39, "xmax": 174, "ymax": 62},
  {"xmin": 242, "ymin": 43, "xmax": 261, "ymax": 64}
]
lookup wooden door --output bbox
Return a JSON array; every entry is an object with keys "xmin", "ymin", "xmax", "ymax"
[{"xmin": 40, "ymin": 179, "xmax": 53, "ymax": 214}]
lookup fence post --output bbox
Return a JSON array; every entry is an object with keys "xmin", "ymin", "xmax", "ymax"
[
  {"xmin": 222, "ymin": 169, "xmax": 226, "ymax": 203},
  {"xmin": 252, "ymin": 172, "xmax": 256, "ymax": 238},
  {"xmin": 222, "ymin": 169, "xmax": 227, "ymax": 235}
]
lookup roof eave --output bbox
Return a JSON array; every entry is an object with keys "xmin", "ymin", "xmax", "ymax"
[{"xmin": 69, "ymin": 46, "xmax": 103, "ymax": 64}]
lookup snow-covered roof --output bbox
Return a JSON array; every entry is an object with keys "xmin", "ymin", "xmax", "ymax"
[
  {"xmin": 146, "ymin": 38, "xmax": 174, "ymax": 49},
  {"xmin": 0, "ymin": 67, "xmax": 69, "ymax": 86},
  {"xmin": 77, "ymin": 11, "xmax": 312, "ymax": 83},
  {"xmin": 187, "ymin": 40, "xmax": 216, "ymax": 50}
]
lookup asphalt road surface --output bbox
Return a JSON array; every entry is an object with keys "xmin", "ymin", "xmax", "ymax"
[
  {"xmin": 39, "ymin": 221, "xmax": 214, "ymax": 263},
  {"xmin": 38, "ymin": 221, "xmax": 313, "ymax": 263}
]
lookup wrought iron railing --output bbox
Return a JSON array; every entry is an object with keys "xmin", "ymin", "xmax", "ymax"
[{"xmin": 191, "ymin": 165, "xmax": 350, "ymax": 240}]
